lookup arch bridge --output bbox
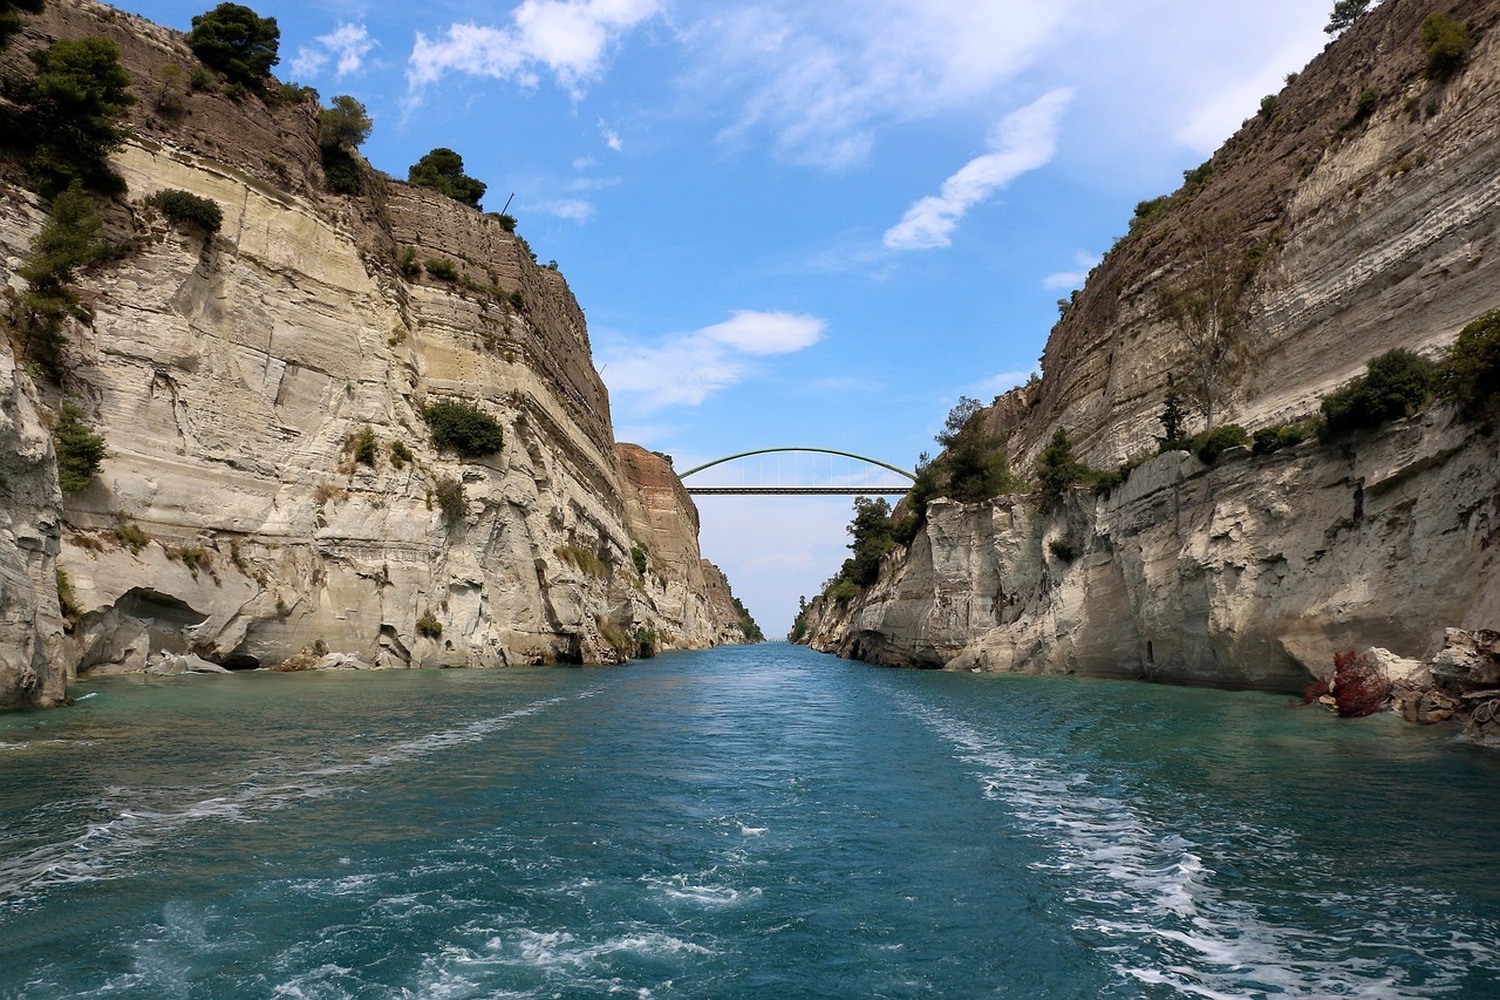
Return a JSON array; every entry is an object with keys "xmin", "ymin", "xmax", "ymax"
[{"xmin": 679, "ymin": 448, "xmax": 914, "ymax": 496}]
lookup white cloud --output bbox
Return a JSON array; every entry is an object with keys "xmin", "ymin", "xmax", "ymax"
[
  {"xmin": 600, "ymin": 310, "xmax": 825, "ymax": 413},
  {"xmin": 291, "ymin": 22, "xmax": 377, "ymax": 80},
  {"xmin": 408, "ymin": 0, "xmax": 662, "ymax": 97},
  {"xmin": 1042, "ymin": 250, "xmax": 1102, "ymax": 290},
  {"xmin": 685, "ymin": 0, "xmax": 1076, "ymax": 169},
  {"xmin": 290, "ymin": 47, "xmax": 327, "ymax": 79},
  {"xmin": 884, "ymin": 89, "xmax": 1072, "ymax": 251},
  {"xmin": 572, "ymin": 155, "xmax": 597, "ymax": 169},
  {"xmin": 699, "ymin": 310, "xmax": 824, "ymax": 355},
  {"xmin": 545, "ymin": 199, "xmax": 597, "ymax": 221},
  {"xmin": 599, "ymin": 120, "xmax": 624, "ymax": 150}
]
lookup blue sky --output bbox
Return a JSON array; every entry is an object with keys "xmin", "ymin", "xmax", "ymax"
[{"xmin": 117, "ymin": 0, "xmax": 1332, "ymax": 636}]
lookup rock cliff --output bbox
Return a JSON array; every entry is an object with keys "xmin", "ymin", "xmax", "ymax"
[
  {"xmin": 0, "ymin": 0, "xmax": 753, "ymax": 707},
  {"xmin": 803, "ymin": 0, "xmax": 1500, "ymax": 692}
]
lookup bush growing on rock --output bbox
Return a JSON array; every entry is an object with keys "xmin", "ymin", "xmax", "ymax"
[
  {"xmin": 351, "ymin": 424, "xmax": 377, "ymax": 467},
  {"xmin": 434, "ymin": 476, "xmax": 465, "ymax": 522},
  {"xmin": 424, "ymin": 400, "xmax": 503, "ymax": 458},
  {"xmin": 389, "ymin": 440, "xmax": 413, "ymax": 469},
  {"xmin": 1320, "ymin": 348, "xmax": 1437, "ymax": 439},
  {"xmin": 14, "ymin": 182, "xmax": 105, "ymax": 375},
  {"xmin": 1420, "ymin": 12, "xmax": 1471, "ymax": 81},
  {"xmin": 146, "ymin": 189, "xmax": 223, "ymax": 235},
  {"xmin": 1036, "ymin": 427, "xmax": 1087, "ymax": 504},
  {"xmin": 1192, "ymin": 424, "xmax": 1249, "ymax": 464},
  {"xmin": 424, "ymin": 258, "xmax": 458, "ymax": 282},
  {"xmin": 415, "ymin": 610, "xmax": 443, "ymax": 638},
  {"xmin": 1252, "ymin": 421, "xmax": 1314, "ymax": 455},
  {"xmin": 1328, "ymin": 649, "xmax": 1390, "ymax": 717},
  {"xmin": 317, "ymin": 95, "xmax": 371, "ymax": 195},
  {"xmin": 1440, "ymin": 309, "xmax": 1500, "ymax": 419}
]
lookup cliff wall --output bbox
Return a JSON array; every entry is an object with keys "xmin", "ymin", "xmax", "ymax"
[
  {"xmin": 999, "ymin": 0, "xmax": 1500, "ymax": 470},
  {"xmin": 0, "ymin": 0, "xmax": 750, "ymax": 706},
  {"xmin": 806, "ymin": 412, "xmax": 1499, "ymax": 688},
  {"xmin": 805, "ymin": 0, "xmax": 1500, "ymax": 689}
]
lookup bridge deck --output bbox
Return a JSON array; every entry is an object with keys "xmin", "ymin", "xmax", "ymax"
[{"xmin": 686, "ymin": 486, "xmax": 911, "ymax": 496}]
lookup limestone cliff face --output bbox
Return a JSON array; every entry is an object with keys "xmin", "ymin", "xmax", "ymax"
[
  {"xmin": 805, "ymin": 0, "xmax": 1500, "ymax": 689},
  {"xmin": 0, "ymin": 0, "xmax": 747, "ymax": 702},
  {"xmin": 998, "ymin": 0, "xmax": 1500, "ymax": 471},
  {"xmin": 616, "ymin": 444, "xmax": 753, "ymax": 646},
  {"xmin": 806, "ymin": 413, "xmax": 1500, "ymax": 689},
  {"xmin": 0, "ymin": 332, "xmax": 66, "ymax": 708}
]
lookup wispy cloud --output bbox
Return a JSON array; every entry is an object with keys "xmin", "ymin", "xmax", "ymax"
[
  {"xmin": 601, "ymin": 310, "xmax": 826, "ymax": 413},
  {"xmin": 292, "ymin": 23, "xmax": 378, "ymax": 80},
  {"xmin": 1042, "ymin": 249, "xmax": 1102, "ymax": 290},
  {"xmin": 543, "ymin": 198, "xmax": 597, "ymax": 221},
  {"xmin": 684, "ymin": 1, "xmax": 1074, "ymax": 169},
  {"xmin": 407, "ymin": 0, "xmax": 662, "ymax": 98},
  {"xmin": 884, "ymin": 88, "xmax": 1072, "ymax": 251}
]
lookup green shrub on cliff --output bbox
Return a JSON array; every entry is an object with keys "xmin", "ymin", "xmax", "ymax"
[
  {"xmin": 415, "ymin": 610, "xmax": 443, "ymax": 638},
  {"xmin": 318, "ymin": 96, "xmax": 371, "ymax": 195},
  {"xmin": 1325, "ymin": 0, "xmax": 1372, "ymax": 35},
  {"xmin": 146, "ymin": 189, "xmax": 223, "ymax": 235},
  {"xmin": 1441, "ymin": 310, "xmax": 1500, "ymax": 419},
  {"xmin": 733, "ymin": 596, "xmax": 764, "ymax": 643},
  {"xmin": 1192, "ymin": 424, "xmax": 1249, "ymax": 464},
  {"xmin": 423, "ymin": 400, "xmax": 503, "ymax": 459},
  {"xmin": 1420, "ymin": 12, "xmax": 1471, "ymax": 81},
  {"xmin": 1252, "ymin": 421, "xmax": 1315, "ymax": 455},
  {"xmin": 1320, "ymin": 348, "xmax": 1437, "ymax": 439},
  {"xmin": 434, "ymin": 476, "xmax": 465, "ymax": 522},
  {"xmin": 424, "ymin": 258, "xmax": 458, "ymax": 282}
]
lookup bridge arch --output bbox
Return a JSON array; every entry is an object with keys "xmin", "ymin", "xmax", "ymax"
[
  {"xmin": 679, "ymin": 448, "xmax": 915, "ymax": 496},
  {"xmin": 680, "ymin": 448, "xmax": 916, "ymax": 481}
]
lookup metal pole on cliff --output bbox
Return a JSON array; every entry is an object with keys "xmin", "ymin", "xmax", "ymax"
[{"xmin": 500, "ymin": 193, "xmax": 515, "ymax": 216}]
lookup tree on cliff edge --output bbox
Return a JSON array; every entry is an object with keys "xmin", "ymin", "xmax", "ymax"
[
  {"xmin": 408, "ymin": 148, "xmax": 487, "ymax": 208},
  {"xmin": 1325, "ymin": 0, "xmax": 1373, "ymax": 35},
  {"xmin": 189, "ymin": 3, "xmax": 280, "ymax": 88},
  {"xmin": 1157, "ymin": 219, "xmax": 1256, "ymax": 431}
]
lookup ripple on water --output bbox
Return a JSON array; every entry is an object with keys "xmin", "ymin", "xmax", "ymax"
[{"xmin": 886, "ymin": 687, "xmax": 1500, "ymax": 999}]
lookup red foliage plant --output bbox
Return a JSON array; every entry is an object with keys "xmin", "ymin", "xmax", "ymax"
[
  {"xmin": 1302, "ymin": 677, "xmax": 1331, "ymax": 705},
  {"xmin": 1329, "ymin": 649, "xmax": 1390, "ymax": 718}
]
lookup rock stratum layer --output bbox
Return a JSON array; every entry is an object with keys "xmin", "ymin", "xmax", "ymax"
[
  {"xmin": 804, "ymin": 0, "xmax": 1500, "ymax": 691},
  {"xmin": 0, "ymin": 1, "xmax": 751, "ymax": 708}
]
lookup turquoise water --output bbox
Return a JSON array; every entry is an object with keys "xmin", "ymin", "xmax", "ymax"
[{"xmin": 2, "ymin": 644, "xmax": 1498, "ymax": 998}]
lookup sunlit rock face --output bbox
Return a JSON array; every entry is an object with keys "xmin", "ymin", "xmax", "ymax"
[
  {"xmin": 0, "ymin": 0, "xmax": 750, "ymax": 704},
  {"xmin": 802, "ymin": 0, "xmax": 1500, "ymax": 690}
]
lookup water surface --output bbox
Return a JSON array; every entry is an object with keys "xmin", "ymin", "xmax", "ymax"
[{"xmin": 2, "ymin": 644, "xmax": 1497, "ymax": 998}]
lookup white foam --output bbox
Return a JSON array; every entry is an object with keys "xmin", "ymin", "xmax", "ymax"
[
  {"xmin": 885, "ymin": 688, "xmax": 1500, "ymax": 999},
  {"xmin": 0, "ymin": 690, "xmax": 597, "ymax": 910}
]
